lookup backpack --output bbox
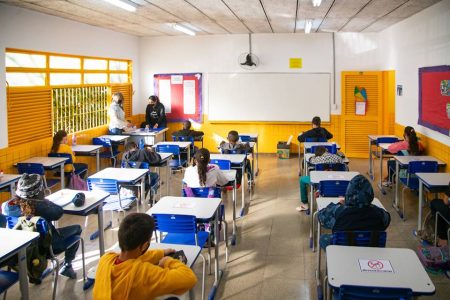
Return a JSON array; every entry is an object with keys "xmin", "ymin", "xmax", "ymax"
[
  {"xmin": 417, "ymin": 245, "xmax": 450, "ymax": 273},
  {"xmin": 416, "ymin": 211, "xmax": 436, "ymax": 244},
  {"xmin": 13, "ymin": 216, "xmax": 52, "ymax": 281}
]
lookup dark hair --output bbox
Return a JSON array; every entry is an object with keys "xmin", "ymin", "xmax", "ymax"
[
  {"xmin": 149, "ymin": 95, "xmax": 160, "ymax": 104},
  {"xmin": 125, "ymin": 141, "xmax": 138, "ymax": 152},
  {"xmin": 314, "ymin": 146, "xmax": 327, "ymax": 157},
  {"xmin": 113, "ymin": 92, "xmax": 124, "ymax": 106},
  {"xmin": 51, "ymin": 130, "xmax": 67, "ymax": 153},
  {"xmin": 19, "ymin": 199, "xmax": 36, "ymax": 217},
  {"xmin": 183, "ymin": 120, "xmax": 192, "ymax": 130},
  {"xmin": 194, "ymin": 148, "xmax": 210, "ymax": 187},
  {"xmin": 118, "ymin": 213, "xmax": 154, "ymax": 251},
  {"xmin": 404, "ymin": 126, "xmax": 420, "ymax": 155},
  {"xmin": 227, "ymin": 130, "xmax": 239, "ymax": 143},
  {"xmin": 312, "ymin": 116, "xmax": 321, "ymax": 127}
]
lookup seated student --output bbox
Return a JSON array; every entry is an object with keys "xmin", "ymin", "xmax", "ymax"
[
  {"xmin": 297, "ymin": 146, "xmax": 344, "ymax": 212},
  {"xmin": 93, "ymin": 213, "xmax": 197, "ymax": 300},
  {"xmin": 50, "ymin": 130, "xmax": 88, "ymax": 179},
  {"xmin": 219, "ymin": 130, "xmax": 253, "ymax": 185},
  {"xmin": 172, "ymin": 120, "xmax": 204, "ymax": 139},
  {"xmin": 297, "ymin": 116, "xmax": 333, "ymax": 143},
  {"xmin": 384, "ymin": 126, "xmax": 424, "ymax": 185},
  {"xmin": 318, "ymin": 175, "xmax": 391, "ymax": 249},
  {"xmin": 429, "ymin": 185, "xmax": 450, "ymax": 247},
  {"xmin": 14, "ymin": 174, "xmax": 82, "ymax": 281}
]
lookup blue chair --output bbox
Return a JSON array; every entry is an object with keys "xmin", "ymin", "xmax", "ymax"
[
  {"xmin": 153, "ymin": 213, "xmax": 207, "ymax": 300},
  {"xmin": 314, "ymin": 163, "xmax": 347, "ymax": 171},
  {"xmin": 335, "ymin": 285, "xmax": 412, "ymax": 300},
  {"xmin": 372, "ymin": 137, "xmax": 399, "ymax": 160},
  {"xmin": 210, "ymin": 159, "xmax": 231, "ymax": 170},
  {"xmin": 318, "ymin": 180, "xmax": 350, "ymax": 197},
  {"xmin": 156, "ymin": 144, "xmax": 187, "ymax": 172},
  {"xmin": 121, "ymin": 160, "xmax": 160, "ymax": 206},
  {"xmin": 87, "ymin": 178, "xmax": 135, "ymax": 212},
  {"xmin": 0, "ymin": 270, "xmax": 18, "ymax": 299},
  {"xmin": 172, "ymin": 136, "xmax": 195, "ymax": 160},
  {"xmin": 48, "ymin": 152, "xmax": 88, "ymax": 178},
  {"xmin": 399, "ymin": 161, "xmax": 438, "ymax": 220},
  {"xmin": 305, "ymin": 137, "xmax": 328, "ymax": 142},
  {"xmin": 17, "ymin": 163, "xmax": 59, "ymax": 194},
  {"xmin": 92, "ymin": 137, "xmax": 120, "ymax": 167},
  {"xmin": 239, "ymin": 135, "xmax": 251, "ymax": 142},
  {"xmin": 311, "ymin": 144, "xmax": 337, "ymax": 154}
]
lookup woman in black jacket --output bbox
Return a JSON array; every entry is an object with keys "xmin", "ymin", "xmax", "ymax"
[{"xmin": 145, "ymin": 95, "xmax": 167, "ymax": 129}]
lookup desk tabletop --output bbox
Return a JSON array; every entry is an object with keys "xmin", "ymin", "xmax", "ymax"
[
  {"xmin": 304, "ymin": 153, "xmax": 349, "ymax": 163},
  {"xmin": 378, "ymin": 143, "xmax": 395, "ymax": 150},
  {"xmin": 71, "ymin": 145, "xmax": 102, "ymax": 153},
  {"xmin": 89, "ymin": 167, "xmax": 148, "ymax": 182},
  {"xmin": 327, "ymin": 245, "xmax": 435, "ymax": 295},
  {"xmin": 154, "ymin": 141, "xmax": 192, "ymax": 148},
  {"xmin": 303, "ymin": 142, "xmax": 341, "ymax": 149},
  {"xmin": 310, "ymin": 171, "xmax": 359, "ymax": 183},
  {"xmin": 316, "ymin": 197, "xmax": 385, "ymax": 211},
  {"xmin": 0, "ymin": 174, "xmax": 21, "ymax": 188},
  {"xmin": 47, "ymin": 189, "xmax": 110, "ymax": 215},
  {"xmin": 210, "ymin": 154, "xmax": 246, "ymax": 164},
  {"xmin": 0, "ymin": 228, "xmax": 39, "ymax": 261},
  {"xmin": 394, "ymin": 155, "xmax": 446, "ymax": 166},
  {"xmin": 17, "ymin": 156, "xmax": 68, "ymax": 168},
  {"xmin": 97, "ymin": 135, "xmax": 129, "ymax": 142},
  {"xmin": 147, "ymin": 196, "xmax": 221, "ymax": 220},
  {"xmin": 416, "ymin": 172, "xmax": 450, "ymax": 187},
  {"xmin": 158, "ymin": 152, "xmax": 173, "ymax": 161},
  {"xmin": 126, "ymin": 127, "xmax": 168, "ymax": 136}
]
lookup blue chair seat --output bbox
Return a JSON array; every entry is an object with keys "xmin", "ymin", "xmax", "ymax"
[
  {"xmin": 0, "ymin": 270, "xmax": 19, "ymax": 294},
  {"xmin": 169, "ymin": 159, "xmax": 187, "ymax": 169},
  {"xmin": 335, "ymin": 285, "xmax": 412, "ymax": 300},
  {"xmin": 161, "ymin": 230, "xmax": 209, "ymax": 246}
]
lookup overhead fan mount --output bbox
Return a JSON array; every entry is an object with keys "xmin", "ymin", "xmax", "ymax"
[{"xmin": 239, "ymin": 34, "xmax": 259, "ymax": 70}]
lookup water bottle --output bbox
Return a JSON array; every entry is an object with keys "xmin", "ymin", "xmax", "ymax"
[
  {"xmin": 139, "ymin": 139, "xmax": 145, "ymax": 149},
  {"xmin": 145, "ymin": 125, "xmax": 150, "ymax": 133},
  {"xmin": 72, "ymin": 134, "xmax": 77, "ymax": 146}
]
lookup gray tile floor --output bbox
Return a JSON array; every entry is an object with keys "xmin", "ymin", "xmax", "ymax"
[{"xmin": 4, "ymin": 155, "xmax": 450, "ymax": 299}]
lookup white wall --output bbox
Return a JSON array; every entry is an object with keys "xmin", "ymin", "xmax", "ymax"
[
  {"xmin": 0, "ymin": 4, "xmax": 140, "ymax": 148},
  {"xmin": 379, "ymin": 0, "xmax": 450, "ymax": 145},
  {"xmin": 139, "ymin": 33, "xmax": 334, "ymax": 117}
]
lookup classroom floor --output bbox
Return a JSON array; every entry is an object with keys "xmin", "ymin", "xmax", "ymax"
[{"xmin": 4, "ymin": 155, "xmax": 450, "ymax": 300}]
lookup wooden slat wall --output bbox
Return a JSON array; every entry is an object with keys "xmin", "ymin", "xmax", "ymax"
[
  {"xmin": 111, "ymin": 84, "xmax": 132, "ymax": 117},
  {"xmin": 7, "ymin": 87, "xmax": 53, "ymax": 146}
]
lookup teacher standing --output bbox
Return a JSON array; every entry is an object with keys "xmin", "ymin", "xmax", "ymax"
[
  {"xmin": 145, "ymin": 95, "xmax": 167, "ymax": 129},
  {"xmin": 108, "ymin": 92, "xmax": 132, "ymax": 134}
]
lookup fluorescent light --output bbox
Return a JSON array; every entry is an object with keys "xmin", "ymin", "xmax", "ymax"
[
  {"xmin": 102, "ymin": 0, "xmax": 137, "ymax": 12},
  {"xmin": 312, "ymin": 0, "xmax": 322, "ymax": 7},
  {"xmin": 173, "ymin": 23, "xmax": 196, "ymax": 36},
  {"xmin": 305, "ymin": 19, "xmax": 313, "ymax": 34}
]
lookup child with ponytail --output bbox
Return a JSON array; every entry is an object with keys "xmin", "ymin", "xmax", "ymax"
[{"xmin": 183, "ymin": 148, "xmax": 229, "ymax": 188}]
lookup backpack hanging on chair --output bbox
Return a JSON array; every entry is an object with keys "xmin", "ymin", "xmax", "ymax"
[{"xmin": 416, "ymin": 210, "xmax": 436, "ymax": 245}]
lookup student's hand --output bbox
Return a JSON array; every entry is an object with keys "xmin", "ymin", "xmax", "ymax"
[
  {"xmin": 153, "ymin": 123, "xmax": 159, "ymax": 129},
  {"xmin": 158, "ymin": 256, "xmax": 171, "ymax": 267},
  {"xmin": 338, "ymin": 197, "xmax": 345, "ymax": 204},
  {"xmin": 163, "ymin": 248, "xmax": 176, "ymax": 256}
]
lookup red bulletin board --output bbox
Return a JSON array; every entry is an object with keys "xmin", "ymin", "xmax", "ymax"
[
  {"xmin": 419, "ymin": 66, "xmax": 450, "ymax": 136},
  {"xmin": 154, "ymin": 73, "xmax": 202, "ymax": 123}
]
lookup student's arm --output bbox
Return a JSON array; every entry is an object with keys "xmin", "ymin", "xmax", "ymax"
[
  {"xmin": 318, "ymin": 203, "xmax": 341, "ymax": 229},
  {"xmin": 324, "ymin": 128, "xmax": 333, "ymax": 140},
  {"xmin": 33, "ymin": 199, "xmax": 64, "ymax": 221},
  {"xmin": 297, "ymin": 133, "xmax": 306, "ymax": 143},
  {"xmin": 387, "ymin": 141, "xmax": 406, "ymax": 154},
  {"xmin": 156, "ymin": 104, "xmax": 166, "ymax": 126},
  {"xmin": 144, "ymin": 149, "xmax": 162, "ymax": 164},
  {"xmin": 140, "ymin": 249, "xmax": 165, "ymax": 264},
  {"xmin": 215, "ymin": 168, "xmax": 230, "ymax": 186},
  {"xmin": 189, "ymin": 130, "xmax": 204, "ymax": 138},
  {"xmin": 145, "ymin": 104, "xmax": 151, "ymax": 126}
]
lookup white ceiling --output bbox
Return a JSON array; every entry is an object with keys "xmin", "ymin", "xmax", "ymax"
[{"xmin": 0, "ymin": 0, "xmax": 442, "ymax": 36}]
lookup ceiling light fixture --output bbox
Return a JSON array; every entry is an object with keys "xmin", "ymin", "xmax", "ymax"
[
  {"xmin": 173, "ymin": 23, "xmax": 196, "ymax": 36},
  {"xmin": 312, "ymin": 0, "xmax": 322, "ymax": 7},
  {"xmin": 102, "ymin": 0, "xmax": 137, "ymax": 12},
  {"xmin": 305, "ymin": 19, "xmax": 313, "ymax": 34}
]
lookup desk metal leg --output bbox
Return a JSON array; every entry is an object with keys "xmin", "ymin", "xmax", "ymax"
[
  {"xmin": 377, "ymin": 150, "xmax": 386, "ymax": 194},
  {"xmin": 96, "ymin": 150, "xmax": 100, "ymax": 172},
  {"xmin": 316, "ymin": 212, "xmax": 321, "ymax": 281},
  {"xmin": 240, "ymin": 165, "xmax": 245, "ymax": 217},
  {"xmin": 392, "ymin": 161, "xmax": 403, "ymax": 218},
  {"xmin": 18, "ymin": 247, "xmax": 30, "ymax": 300},
  {"xmin": 166, "ymin": 162, "xmax": 170, "ymax": 196},
  {"xmin": 140, "ymin": 177, "xmax": 145, "ymax": 210},
  {"xmin": 98, "ymin": 204, "xmax": 105, "ymax": 256},
  {"xmin": 209, "ymin": 209, "xmax": 223, "ymax": 300},
  {"xmin": 418, "ymin": 180, "xmax": 424, "ymax": 231},
  {"xmin": 60, "ymin": 163, "xmax": 65, "ymax": 189},
  {"xmin": 255, "ymin": 140, "xmax": 259, "ymax": 176},
  {"xmin": 298, "ymin": 143, "xmax": 301, "ymax": 176},
  {"xmin": 231, "ymin": 180, "xmax": 237, "ymax": 246},
  {"xmin": 368, "ymin": 139, "xmax": 374, "ymax": 180},
  {"xmin": 309, "ymin": 184, "xmax": 314, "ymax": 250}
]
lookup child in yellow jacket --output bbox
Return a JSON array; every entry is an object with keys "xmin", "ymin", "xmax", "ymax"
[{"xmin": 93, "ymin": 213, "xmax": 197, "ymax": 300}]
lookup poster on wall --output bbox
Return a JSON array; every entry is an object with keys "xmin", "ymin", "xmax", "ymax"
[
  {"xmin": 154, "ymin": 73, "xmax": 202, "ymax": 123},
  {"xmin": 419, "ymin": 66, "xmax": 450, "ymax": 136}
]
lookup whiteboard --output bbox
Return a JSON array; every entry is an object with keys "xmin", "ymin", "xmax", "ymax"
[{"xmin": 208, "ymin": 73, "xmax": 331, "ymax": 122}]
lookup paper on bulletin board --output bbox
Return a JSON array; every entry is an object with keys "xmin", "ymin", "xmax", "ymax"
[
  {"xmin": 171, "ymin": 75, "xmax": 183, "ymax": 84},
  {"xmin": 159, "ymin": 79, "xmax": 172, "ymax": 113},
  {"xmin": 355, "ymin": 102, "xmax": 366, "ymax": 115},
  {"xmin": 358, "ymin": 259, "xmax": 394, "ymax": 273},
  {"xmin": 289, "ymin": 58, "xmax": 302, "ymax": 69},
  {"xmin": 183, "ymin": 80, "xmax": 196, "ymax": 114}
]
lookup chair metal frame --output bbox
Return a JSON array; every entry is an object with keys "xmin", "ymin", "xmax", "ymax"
[{"xmin": 92, "ymin": 137, "xmax": 119, "ymax": 167}]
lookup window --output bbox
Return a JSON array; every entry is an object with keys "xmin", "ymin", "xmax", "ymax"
[
  {"xmin": 84, "ymin": 73, "xmax": 107, "ymax": 84},
  {"xmin": 6, "ymin": 72, "xmax": 46, "ymax": 87},
  {"xmin": 50, "ymin": 56, "xmax": 81, "ymax": 69},
  {"xmin": 84, "ymin": 58, "xmax": 107, "ymax": 70},
  {"xmin": 6, "ymin": 52, "xmax": 46, "ymax": 68},
  {"xmin": 50, "ymin": 73, "xmax": 81, "ymax": 85}
]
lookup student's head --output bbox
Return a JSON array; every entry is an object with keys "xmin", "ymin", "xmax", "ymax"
[
  {"xmin": 112, "ymin": 92, "xmax": 124, "ymax": 105},
  {"xmin": 124, "ymin": 141, "xmax": 138, "ymax": 152},
  {"xmin": 403, "ymin": 126, "xmax": 420, "ymax": 155},
  {"xmin": 183, "ymin": 120, "xmax": 192, "ymax": 130},
  {"xmin": 118, "ymin": 213, "xmax": 155, "ymax": 254},
  {"xmin": 16, "ymin": 173, "xmax": 45, "ymax": 216},
  {"xmin": 194, "ymin": 148, "xmax": 211, "ymax": 186},
  {"xmin": 312, "ymin": 116, "xmax": 321, "ymax": 128},
  {"xmin": 227, "ymin": 130, "xmax": 239, "ymax": 144},
  {"xmin": 51, "ymin": 130, "xmax": 68, "ymax": 153},
  {"xmin": 314, "ymin": 146, "xmax": 327, "ymax": 157},
  {"xmin": 148, "ymin": 95, "xmax": 160, "ymax": 106},
  {"xmin": 344, "ymin": 175, "xmax": 374, "ymax": 208}
]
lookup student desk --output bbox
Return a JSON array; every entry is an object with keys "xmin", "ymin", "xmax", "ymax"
[
  {"xmin": 303, "ymin": 153, "xmax": 349, "ymax": 176},
  {"xmin": 71, "ymin": 145, "xmax": 102, "ymax": 172},
  {"xmin": 239, "ymin": 132, "xmax": 259, "ymax": 176},
  {"xmin": 88, "ymin": 168, "xmax": 148, "ymax": 210},
  {"xmin": 46, "ymin": 189, "xmax": 110, "ymax": 256},
  {"xmin": 415, "ymin": 172, "xmax": 450, "ymax": 231},
  {"xmin": 0, "ymin": 174, "xmax": 21, "ymax": 195},
  {"xmin": 392, "ymin": 155, "xmax": 446, "ymax": 220},
  {"xmin": 308, "ymin": 171, "xmax": 360, "ymax": 252},
  {"xmin": 0, "ymin": 228, "xmax": 39, "ymax": 300},
  {"xmin": 154, "ymin": 141, "xmax": 193, "ymax": 166},
  {"xmin": 125, "ymin": 127, "xmax": 168, "ymax": 146},
  {"xmin": 153, "ymin": 152, "xmax": 173, "ymax": 196},
  {"xmin": 326, "ymin": 245, "xmax": 435, "ymax": 297},
  {"xmin": 367, "ymin": 135, "xmax": 400, "ymax": 181},
  {"xmin": 300, "ymin": 142, "xmax": 341, "ymax": 176},
  {"xmin": 223, "ymin": 169, "xmax": 238, "ymax": 245},
  {"xmin": 147, "ymin": 196, "xmax": 223, "ymax": 299},
  {"xmin": 96, "ymin": 135, "xmax": 129, "ymax": 144},
  {"xmin": 16, "ymin": 156, "xmax": 68, "ymax": 189},
  {"xmin": 210, "ymin": 153, "xmax": 247, "ymax": 216}
]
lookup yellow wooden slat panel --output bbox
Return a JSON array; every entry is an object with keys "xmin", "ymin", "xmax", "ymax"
[
  {"xmin": 344, "ymin": 74, "xmax": 379, "ymax": 117},
  {"xmin": 344, "ymin": 119, "xmax": 378, "ymax": 157}
]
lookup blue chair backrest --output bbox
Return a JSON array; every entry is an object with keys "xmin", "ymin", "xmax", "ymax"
[
  {"xmin": 311, "ymin": 144, "xmax": 337, "ymax": 154},
  {"xmin": 48, "ymin": 152, "xmax": 73, "ymax": 164},
  {"xmin": 7, "ymin": 216, "xmax": 50, "ymax": 238},
  {"xmin": 239, "ymin": 135, "xmax": 251, "ymax": 142},
  {"xmin": 376, "ymin": 137, "xmax": 399, "ymax": 146},
  {"xmin": 156, "ymin": 144, "xmax": 181, "ymax": 155},
  {"xmin": 153, "ymin": 214, "xmax": 197, "ymax": 234},
  {"xmin": 314, "ymin": 163, "xmax": 347, "ymax": 171},
  {"xmin": 210, "ymin": 159, "xmax": 231, "ymax": 170},
  {"xmin": 182, "ymin": 187, "xmax": 221, "ymax": 198},
  {"xmin": 87, "ymin": 178, "xmax": 119, "ymax": 195},
  {"xmin": 92, "ymin": 137, "xmax": 112, "ymax": 147},
  {"xmin": 331, "ymin": 231, "xmax": 387, "ymax": 247},
  {"xmin": 318, "ymin": 180, "xmax": 350, "ymax": 197},
  {"xmin": 6, "ymin": 216, "xmax": 18, "ymax": 229},
  {"xmin": 305, "ymin": 137, "xmax": 327, "ymax": 142},
  {"xmin": 17, "ymin": 163, "xmax": 45, "ymax": 176},
  {"xmin": 408, "ymin": 161, "xmax": 438, "ymax": 174},
  {"xmin": 337, "ymin": 285, "xmax": 412, "ymax": 300}
]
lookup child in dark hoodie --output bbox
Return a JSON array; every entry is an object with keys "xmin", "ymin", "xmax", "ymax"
[{"xmin": 297, "ymin": 116, "xmax": 333, "ymax": 142}]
